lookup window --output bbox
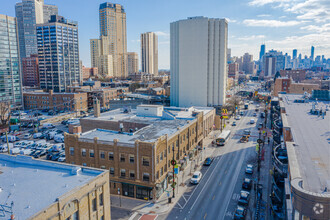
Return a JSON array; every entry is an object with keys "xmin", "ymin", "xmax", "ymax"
[
  {"xmin": 110, "ymin": 167, "xmax": 114, "ymax": 175},
  {"xmin": 168, "ymin": 146, "xmax": 170, "ymax": 154},
  {"xmin": 129, "ymin": 170, "xmax": 135, "ymax": 179},
  {"xmin": 120, "ymin": 154, "xmax": 125, "ymax": 162},
  {"xmin": 120, "ymin": 169, "xmax": 126, "ymax": 177},
  {"xmin": 129, "ymin": 155, "xmax": 134, "ymax": 163},
  {"xmin": 81, "ymin": 149, "xmax": 86, "ymax": 157},
  {"xmin": 108, "ymin": 152, "xmax": 114, "ymax": 160},
  {"xmin": 100, "ymin": 151, "xmax": 105, "ymax": 159},
  {"xmin": 156, "ymin": 171, "xmax": 159, "ymax": 179},
  {"xmin": 160, "ymin": 152, "xmax": 163, "ymax": 161},
  {"xmin": 92, "ymin": 198, "xmax": 97, "ymax": 211},
  {"xmin": 143, "ymin": 173, "xmax": 150, "ymax": 182},
  {"xmin": 156, "ymin": 155, "xmax": 159, "ymax": 164},
  {"xmin": 142, "ymin": 157, "xmax": 149, "ymax": 166},
  {"xmin": 160, "ymin": 167, "xmax": 163, "ymax": 176},
  {"xmin": 99, "ymin": 193, "xmax": 104, "ymax": 206},
  {"xmin": 89, "ymin": 150, "xmax": 94, "ymax": 158},
  {"xmin": 69, "ymin": 147, "xmax": 74, "ymax": 156}
]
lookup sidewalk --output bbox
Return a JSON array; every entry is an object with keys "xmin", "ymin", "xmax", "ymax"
[{"xmin": 111, "ymin": 129, "xmax": 223, "ymax": 216}]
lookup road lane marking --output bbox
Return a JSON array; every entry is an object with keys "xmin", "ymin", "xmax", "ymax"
[
  {"xmin": 182, "ymin": 195, "xmax": 187, "ymax": 202},
  {"xmin": 176, "ymin": 201, "xmax": 183, "ymax": 209}
]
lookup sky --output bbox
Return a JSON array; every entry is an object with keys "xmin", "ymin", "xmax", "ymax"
[{"xmin": 2, "ymin": 0, "xmax": 330, "ymax": 69}]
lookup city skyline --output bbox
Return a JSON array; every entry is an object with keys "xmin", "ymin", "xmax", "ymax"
[{"xmin": 1, "ymin": 0, "xmax": 329, "ymax": 69}]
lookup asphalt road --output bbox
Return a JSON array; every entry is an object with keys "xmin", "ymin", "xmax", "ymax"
[{"xmin": 159, "ymin": 104, "xmax": 262, "ymax": 220}]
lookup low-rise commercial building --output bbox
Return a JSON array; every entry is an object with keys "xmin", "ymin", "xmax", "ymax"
[
  {"xmin": 277, "ymin": 94, "xmax": 330, "ymax": 219},
  {"xmin": 0, "ymin": 154, "xmax": 110, "ymax": 220},
  {"xmin": 274, "ymin": 77, "xmax": 319, "ymax": 96},
  {"xmin": 65, "ymin": 104, "xmax": 215, "ymax": 200},
  {"xmin": 280, "ymin": 69, "xmax": 306, "ymax": 82},
  {"xmin": 23, "ymin": 90, "xmax": 88, "ymax": 111},
  {"xmin": 82, "ymin": 66, "xmax": 98, "ymax": 80}
]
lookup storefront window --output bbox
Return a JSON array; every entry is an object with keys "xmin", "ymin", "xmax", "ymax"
[
  {"xmin": 136, "ymin": 186, "xmax": 152, "ymax": 200},
  {"xmin": 122, "ymin": 183, "xmax": 134, "ymax": 198}
]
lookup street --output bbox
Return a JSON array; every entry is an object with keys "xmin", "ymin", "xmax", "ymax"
[{"xmin": 158, "ymin": 104, "xmax": 263, "ymax": 220}]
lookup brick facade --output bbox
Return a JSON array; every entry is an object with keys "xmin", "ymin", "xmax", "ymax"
[
  {"xmin": 23, "ymin": 90, "xmax": 88, "ymax": 112},
  {"xmin": 65, "ymin": 109, "xmax": 215, "ymax": 200}
]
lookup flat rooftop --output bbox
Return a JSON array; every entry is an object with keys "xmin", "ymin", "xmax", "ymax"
[
  {"xmin": 80, "ymin": 106, "xmax": 213, "ymax": 144},
  {"xmin": 0, "ymin": 154, "xmax": 104, "ymax": 219},
  {"xmin": 280, "ymin": 94, "xmax": 330, "ymax": 194}
]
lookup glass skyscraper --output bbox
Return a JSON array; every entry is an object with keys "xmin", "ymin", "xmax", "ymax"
[
  {"xmin": 37, "ymin": 15, "xmax": 80, "ymax": 92},
  {"xmin": 0, "ymin": 15, "xmax": 22, "ymax": 106},
  {"xmin": 15, "ymin": 0, "xmax": 58, "ymax": 59}
]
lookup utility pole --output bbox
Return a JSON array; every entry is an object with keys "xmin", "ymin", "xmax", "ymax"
[{"xmin": 172, "ymin": 146, "xmax": 175, "ymax": 198}]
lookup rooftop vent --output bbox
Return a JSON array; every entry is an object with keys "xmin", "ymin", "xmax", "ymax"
[{"xmin": 71, "ymin": 167, "xmax": 81, "ymax": 175}]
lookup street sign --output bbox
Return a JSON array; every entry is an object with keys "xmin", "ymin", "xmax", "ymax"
[
  {"xmin": 117, "ymin": 188, "xmax": 120, "ymax": 195},
  {"xmin": 174, "ymin": 165, "xmax": 179, "ymax": 174}
]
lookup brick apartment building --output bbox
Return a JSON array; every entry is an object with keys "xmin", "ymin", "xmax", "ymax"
[
  {"xmin": 23, "ymin": 90, "xmax": 88, "ymax": 112},
  {"xmin": 228, "ymin": 63, "xmax": 239, "ymax": 79},
  {"xmin": 280, "ymin": 69, "xmax": 306, "ymax": 82},
  {"xmin": 65, "ymin": 104, "xmax": 215, "ymax": 200},
  {"xmin": 87, "ymin": 88, "xmax": 118, "ymax": 109},
  {"xmin": 82, "ymin": 66, "xmax": 98, "ymax": 81},
  {"xmin": 274, "ymin": 77, "xmax": 320, "ymax": 96},
  {"xmin": 22, "ymin": 54, "xmax": 39, "ymax": 87}
]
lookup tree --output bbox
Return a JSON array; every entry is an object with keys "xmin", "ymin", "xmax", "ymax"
[
  {"xmin": 0, "ymin": 101, "xmax": 11, "ymax": 128},
  {"xmin": 225, "ymin": 95, "xmax": 242, "ymax": 114}
]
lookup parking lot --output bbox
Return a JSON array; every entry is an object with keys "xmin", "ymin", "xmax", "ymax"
[{"xmin": 0, "ymin": 110, "xmax": 82, "ymax": 163}]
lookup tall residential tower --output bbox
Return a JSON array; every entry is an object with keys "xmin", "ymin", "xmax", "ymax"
[
  {"xmin": 170, "ymin": 17, "xmax": 228, "ymax": 107},
  {"xmin": 127, "ymin": 52, "xmax": 139, "ymax": 74},
  {"xmin": 90, "ymin": 3, "xmax": 127, "ymax": 78},
  {"xmin": 0, "ymin": 15, "xmax": 22, "ymax": 107},
  {"xmin": 141, "ymin": 32, "xmax": 158, "ymax": 75}
]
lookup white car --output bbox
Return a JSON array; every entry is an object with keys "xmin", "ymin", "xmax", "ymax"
[
  {"xmin": 190, "ymin": 171, "xmax": 202, "ymax": 184},
  {"xmin": 24, "ymin": 133, "xmax": 32, "ymax": 139},
  {"xmin": 33, "ymin": 133, "xmax": 43, "ymax": 139},
  {"xmin": 58, "ymin": 154, "xmax": 66, "ymax": 162},
  {"xmin": 235, "ymin": 115, "xmax": 241, "ymax": 120}
]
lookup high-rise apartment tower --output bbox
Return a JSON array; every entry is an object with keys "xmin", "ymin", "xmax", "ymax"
[
  {"xmin": 170, "ymin": 17, "xmax": 228, "ymax": 107},
  {"xmin": 141, "ymin": 32, "xmax": 158, "ymax": 75}
]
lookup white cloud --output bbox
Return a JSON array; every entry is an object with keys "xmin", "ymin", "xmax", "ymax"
[
  {"xmin": 300, "ymin": 23, "xmax": 330, "ymax": 32},
  {"xmin": 248, "ymin": 0, "xmax": 290, "ymax": 6},
  {"xmin": 243, "ymin": 19, "xmax": 301, "ymax": 27},
  {"xmin": 257, "ymin": 14, "xmax": 271, "ymax": 17},
  {"xmin": 154, "ymin": 31, "xmax": 169, "ymax": 37},
  {"xmin": 237, "ymin": 35, "xmax": 266, "ymax": 40},
  {"xmin": 225, "ymin": 18, "xmax": 238, "ymax": 23}
]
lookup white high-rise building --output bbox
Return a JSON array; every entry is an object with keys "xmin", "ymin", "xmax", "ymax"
[
  {"xmin": 170, "ymin": 17, "xmax": 228, "ymax": 107},
  {"xmin": 141, "ymin": 32, "xmax": 158, "ymax": 75}
]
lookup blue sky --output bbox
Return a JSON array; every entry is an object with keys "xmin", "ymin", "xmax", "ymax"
[{"xmin": 2, "ymin": 0, "xmax": 329, "ymax": 69}]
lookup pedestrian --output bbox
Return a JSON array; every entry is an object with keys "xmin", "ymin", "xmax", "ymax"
[{"xmin": 267, "ymin": 137, "xmax": 270, "ymax": 144}]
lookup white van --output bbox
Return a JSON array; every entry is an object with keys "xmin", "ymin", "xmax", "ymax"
[
  {"xmin": 250, "ymin": 119, "xmax": 255, "ymax": 124},
  {"xmin": 10, "ymin": 147, "xmax": 21, "ymax": 154},
  {"xmin": 42, "ymin": 123, "xmax": 55, "ymax": 129},
  {"xmin": 54, "ymin": 134, "xmax": 64, "ymax": 143},
  {"xmin": 0, "ymin": 143, "xmax": 13, "ymax": 152}
]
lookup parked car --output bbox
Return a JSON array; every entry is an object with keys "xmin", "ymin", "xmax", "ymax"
[
  {"xmin": 33, "ymin": 133, "xmax": 43, "ymax": 139},
  {"xmin": 0, "ymin": 143, "xmax": 13, "ymax": 153},
  {"xmin": 234, "ymin": 205, "xmax": 247, "ymax": 220},
  {"xmin": 232, "ymin": 121, "xmax": 237, "ymax": 126},
  {"xmin": 54, "ymin": 134, "xmax": 64, "ymax": 143},
  {"xmin": 57, "ymin": 153, "xmax": 66, "ymax": 162},
  {"xmin": 243, "ymin": 129, "xmax": 251, "ymax": 135},
  {"xmin": 33, "ymin": 149, "xmax": 47, "ymax": 158},
  {"xmin": 190, "ymin": 171, "xmax": 202, "ymax": 184},
  {"xmin": 245, "ymin": 164, "xmax": 253, "ymax": 174},
  {"xmin": 51, "ymin": 152, "xmax": 64, "ymax": 161},
  {"xmin": 24, "ymin": 133, "xmax": 32, "ymax": 139},
  {"xmin": 242, "ymin": 178, "xmax": 252, "ymax": 190},
  {"xmin": 203, "ymin": 157, "xmax": 213, "ymax": 166},
  {"xmin": 253, "ymin": 112, "xmax": 257, "ymax": 117},
  {"xmin": 238, "ymin": 190, "xmax": 250, "ymax": 206}
]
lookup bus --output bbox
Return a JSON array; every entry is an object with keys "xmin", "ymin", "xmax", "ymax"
[{"xmin": 215, "ymin": 130, "xmax": 231, "ymax": 146}]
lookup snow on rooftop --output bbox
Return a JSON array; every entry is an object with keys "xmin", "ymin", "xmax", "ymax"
[
  {"xmin": 280, "ymin": 94, "xmax": 330, "ymax": 193},
  {"xmin": 0, "ymin": 154, "xmax": 104, "ymax": 219},
  {"xmin": 80, "ymin": 105, "xmax": 213, "ymax": 143}
]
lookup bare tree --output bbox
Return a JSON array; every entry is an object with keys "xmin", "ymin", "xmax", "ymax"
[
  {"xmin": 0, "ymin": 101, "xmax": 11, "ymax": 128},
  {"xmin": 225, "ymin": 95, "xmax": 242, "ymax": 113}
]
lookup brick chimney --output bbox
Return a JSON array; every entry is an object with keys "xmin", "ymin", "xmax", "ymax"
[{"xmin": 94, "ymin": 98, "xmax": 100, "ymax": 118}]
